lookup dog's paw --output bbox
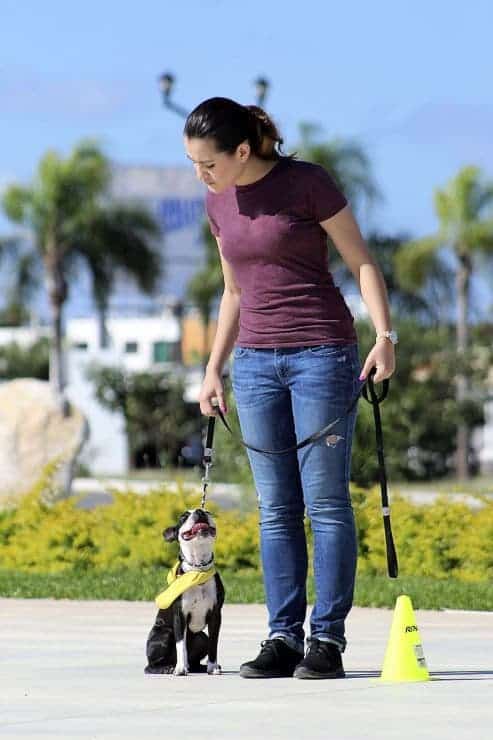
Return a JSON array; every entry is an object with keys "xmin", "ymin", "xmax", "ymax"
[
  {"xmin": 207, "ymin": 662, "xmax": 222, "ymax": 675},
  {"xmin": 173, "ymin": 666, "xmax": 189, "ymax": 676}
]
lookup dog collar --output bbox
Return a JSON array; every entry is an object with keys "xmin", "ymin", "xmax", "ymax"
[
  {"xmin": 155, "ymin": 561, "xmax": 216, "ymax": 610},
  {"xmin": 181, "ymin": 554, "xmax": 214, "ymax": 570}
]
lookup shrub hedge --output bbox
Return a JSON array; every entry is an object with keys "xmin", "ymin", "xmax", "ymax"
[{"xmin": 0, "ymin": 469, "xmax": 491, "ymax": 583}]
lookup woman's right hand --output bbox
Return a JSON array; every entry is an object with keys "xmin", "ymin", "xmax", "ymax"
[{"xmin": 198, "ymin": 369, "xmax": 227, "ymax": 416}]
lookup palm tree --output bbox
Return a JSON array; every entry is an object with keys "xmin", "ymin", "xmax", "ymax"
[
  {"xmin": 297, "ymin": 123, "xmax": 381, "ymax": 214},
  {"xmin": 2, "ymin": 140, "xmax": 161, "ymax": 412},
  {"xmin": 77, "ymin": 203, "xmax": 162, "ymax": 348},
  {"xmin": 395, "ymin": 166, "xmax": 493, "ymax": 478},
  {"xmin": 187, "ymin": 221, "xmax": 223, "ymax": 370}
]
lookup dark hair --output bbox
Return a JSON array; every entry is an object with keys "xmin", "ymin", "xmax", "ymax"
[{"xmin": 184, "ymin": 97, "xmax": 285, "ymax": 161}]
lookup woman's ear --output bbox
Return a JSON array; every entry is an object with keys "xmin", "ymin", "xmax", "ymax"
[{"xmin": 236, "ymin": 140, "xmax": 251, "ymax": 163}]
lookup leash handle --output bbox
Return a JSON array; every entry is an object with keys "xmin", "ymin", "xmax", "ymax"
[{"xmin": 362, "ymin": 368, "xmax": 389, "ymax": 404}]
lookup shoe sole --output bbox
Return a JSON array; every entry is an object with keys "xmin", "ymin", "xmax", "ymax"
[
  {"xmin": 293, "ymin": 667, "xmax": 345, "ymax": 680},
  {"xmin": 239, "ymin": 666, "xmax": 296, "ymax": 679}
]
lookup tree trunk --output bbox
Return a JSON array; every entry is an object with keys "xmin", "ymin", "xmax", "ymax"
[
  {"xmin": 46, "ymin": 250, "xmax": 69, "ymax": 416},
  {"xmin": 455, "ymin": 252, "xmax": 471, "ymax": 479},
  {"xmin": 49, "ymin": 298, "xmax": 70, "ymax": 416},
  {"xmin": 98, "ymin": 302, "xmax": 110, "ymax": 349}
]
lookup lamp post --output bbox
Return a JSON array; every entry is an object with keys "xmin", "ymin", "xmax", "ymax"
[
  {"xmin": 158, "ymin": 73, "xmax": 188, "ymax": 118},
  {"xmin": 254, "ymin": 77, "xmax": 269, "ymax": 107},
  {"xmin": 158, "ymin": 73, "xmax": 270, "ymax": 119}
]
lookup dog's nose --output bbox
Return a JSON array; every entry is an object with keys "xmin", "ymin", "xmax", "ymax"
[{"xmin": 193, "ymin": 508, "xmax": 208, "ymax": 522}]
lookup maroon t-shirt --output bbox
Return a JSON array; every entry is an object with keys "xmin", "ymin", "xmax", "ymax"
[{"xmin": 206, "ymin": 157, "xmax": 357, "ymax": 347}]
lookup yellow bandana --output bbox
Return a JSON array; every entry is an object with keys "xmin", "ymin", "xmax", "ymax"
[{"xmin": 155, "ymin": 561, "xmax": 216, "ymax": 610}]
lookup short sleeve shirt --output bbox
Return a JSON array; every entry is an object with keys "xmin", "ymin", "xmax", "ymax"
[{"xmin": 206, "ymin": 157, "xmax": 357, "ymax": 347}]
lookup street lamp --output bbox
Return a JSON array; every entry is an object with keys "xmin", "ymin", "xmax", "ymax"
[
  {"xmin": 158, "ymin": 72, "xmax": 174, "ymax": 101},
  {"xmin": 158, "ymin": 72, "xmax": 188, "ymax": 118},
  {"xmin": 158, "ymin": 73, "xmax": 271, "ymax": 119},
  {"xmin": 254, "ymin": 77, "xmax": 269, "ymax": 107}
]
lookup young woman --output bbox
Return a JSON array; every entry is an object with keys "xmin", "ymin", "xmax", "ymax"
[{"xmin": 184, "ymin": 97, "xmax": 396, "ymax": 679}]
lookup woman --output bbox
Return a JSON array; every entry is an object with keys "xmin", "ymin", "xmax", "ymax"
[{"xmin": 184, "ymin": 97, "xmax": 396, "ymax": 679}]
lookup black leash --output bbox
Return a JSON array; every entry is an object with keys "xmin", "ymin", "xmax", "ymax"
[
  {"xmin": 361, "ymin": 373, "xmax": 398, "ymax": 578},
  {"xmin": 201, "ymin": 368, "xmax": 398, "ymax": 578}
]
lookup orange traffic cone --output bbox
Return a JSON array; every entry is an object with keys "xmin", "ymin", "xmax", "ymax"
[{"xmin": 380, "ymin": 595, "xmax": 430, "ymax": 682}]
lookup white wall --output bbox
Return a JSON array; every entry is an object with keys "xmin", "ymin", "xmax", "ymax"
[
  {"xmin": 65, "ymin": 349, "xmax": 129, "ymax": 476},
  {"xmin": 66, "ymin": 312, "xmax": 180, "ymax": 372},
  {"xmin": 473, "ymin": 399, "xmax": 493, "ymax": 473},
  {"xmin": 0, "ymin": 325, "xmax": 50, "ymax": 347}
]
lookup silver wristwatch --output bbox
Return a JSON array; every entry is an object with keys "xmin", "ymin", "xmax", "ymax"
[{"xmin": 376, "ymin": 330, "xmax": 398, "ymax": 345}]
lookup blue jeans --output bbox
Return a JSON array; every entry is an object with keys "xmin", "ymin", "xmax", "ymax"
[{"xmin": 231, "ymin": 343, "xmax": 360, "ymax": 653}]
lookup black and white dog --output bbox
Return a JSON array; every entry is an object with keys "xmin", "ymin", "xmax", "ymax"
[{"xmin": 145, "ymin": 508, "xmax": 225, "ymax": 676}]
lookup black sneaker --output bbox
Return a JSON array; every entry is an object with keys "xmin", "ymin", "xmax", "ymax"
[
  {"xmin": 240, "ymin": 638, "xmax": 303, "ymax": 678},
  {"xmin": 293, "ymin": 638, "xmax": 345, "ymax": 679}
]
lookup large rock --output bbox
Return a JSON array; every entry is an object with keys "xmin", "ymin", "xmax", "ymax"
[{"xmin": 0, "ymin": 379, "xmax": 88, "ymax": 504}]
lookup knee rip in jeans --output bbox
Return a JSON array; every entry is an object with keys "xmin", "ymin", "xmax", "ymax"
[{"xmin": 325, "ymin": 434, "xmax": 344, "ymax": 448}]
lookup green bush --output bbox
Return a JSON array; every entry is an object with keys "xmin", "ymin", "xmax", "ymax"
[
  {"xmin": 0, "ymin": 338, "xmax": 49, "ymax": 380},
  {"xmin": 357, "ymin": 488, "xmax": 493, "ymax": 582},
  {"xmin": 0, "ymin": 472, "xmax": 492, "ymax": 583}
]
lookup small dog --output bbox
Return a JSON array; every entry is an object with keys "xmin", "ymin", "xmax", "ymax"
[{"xmin": 145, "ymin": 508, "xmax": 225, "ymax": 676}]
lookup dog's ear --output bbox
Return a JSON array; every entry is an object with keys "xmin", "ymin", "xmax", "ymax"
[{"xmin": 163, "ymin": 527, "xmax": 178, "ymax": 542}]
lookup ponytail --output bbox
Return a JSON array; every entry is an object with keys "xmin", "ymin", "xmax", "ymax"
[{"xmin": 244, "ymin": 105, "xmax": 285, "ymax": 160}]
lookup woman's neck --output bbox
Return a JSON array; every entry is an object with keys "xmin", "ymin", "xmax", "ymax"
[{"xmin": 235, "ymin": 156, "xmax": 278, "ymax": 187}]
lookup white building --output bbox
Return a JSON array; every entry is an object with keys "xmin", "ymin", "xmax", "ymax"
[
  {"xmin": 0, "ymin": 324, "xmax": 50, "ymax": 348},
  {"xmin": 106, "ymin": 164, "xmax": 207, "ymax": 314},
  {"xmin": 66, "ymin": 312, "xmax": 181, "ymax": 372},
  {"xmin": 64, "ymin": 310, "xmax": 189, "ymax": 475}
]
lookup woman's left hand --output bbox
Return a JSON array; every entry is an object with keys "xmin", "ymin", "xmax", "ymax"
[{"xmin": 359, "ymin": 340, "xmax": 396, "ymax": 384}]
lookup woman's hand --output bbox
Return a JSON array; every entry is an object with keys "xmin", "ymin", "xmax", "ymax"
[
  {"xmin": 359, "ymin": 340, "xmax": 396, "ymax": 384},
  {"xmin": 198, "ymin": 369, "xmax": 228, "ymax": 416}
]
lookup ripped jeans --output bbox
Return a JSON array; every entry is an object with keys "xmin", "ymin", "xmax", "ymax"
[{"xmin": 231, "ymin": 343, "xmax": 360, "ymax": 653}]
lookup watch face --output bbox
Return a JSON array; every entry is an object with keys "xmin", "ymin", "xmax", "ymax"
[{"xmin": 389, "ymin": 331, "xmax": 398, "ymax": 344}]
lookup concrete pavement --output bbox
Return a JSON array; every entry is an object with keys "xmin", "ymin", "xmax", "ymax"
[
  {"xmin": 70, "ymin": 477, "xmax": 493, "ymax": 512},
  {"xmin": 1, "ymin": 599, "xmax": 492, "ymax": 739}
]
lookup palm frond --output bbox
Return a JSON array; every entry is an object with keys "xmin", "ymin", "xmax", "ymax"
[
  {"xmin": 77, "ymin": 203, "xmax": 162, "ymax": 297},
  {"xmin": 463, "ymin": 220, "xmax": 493, "ymax": 255},
  {"xmin": 297, "ymin": 124, "xmax": 381, "ymax": 210},
  {"xmin": 395, "ymin": 235, "xmax": 443, "ymax": 291},
  {"xmin": 2, "ymin": 185, "xmax": 33, "ymax": 225}
]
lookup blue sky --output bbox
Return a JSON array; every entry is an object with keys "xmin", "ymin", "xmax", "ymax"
[{"xmin": 2, "ymin": 0, "xmax": 492, "ymax": 311}]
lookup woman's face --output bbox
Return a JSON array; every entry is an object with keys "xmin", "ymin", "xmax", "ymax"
[{"xmin": 184, "ymin": 136, "xmax": 249, "ymax": 193}]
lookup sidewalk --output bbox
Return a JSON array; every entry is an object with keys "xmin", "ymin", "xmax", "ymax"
[
  {"xmin": 1, "ymin": 599, "xmax": 491, "ymax": 739},
  {"xmin": 70, "ymin": 476, "xmax": 493, "ymax": 512}
]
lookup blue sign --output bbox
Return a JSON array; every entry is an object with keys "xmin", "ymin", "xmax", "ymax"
[{"xmin": 157, "ymin": 198, "xmax": 205, "ymax": 232}]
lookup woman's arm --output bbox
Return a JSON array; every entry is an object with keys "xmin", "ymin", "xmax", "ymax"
[
  {"xmin": 200, "ymin": 239, "xmax": 241, "ymax": 415},
  {"xmin": 320, "ymin": 205, "xmax": 396, "ymax": 383}
]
